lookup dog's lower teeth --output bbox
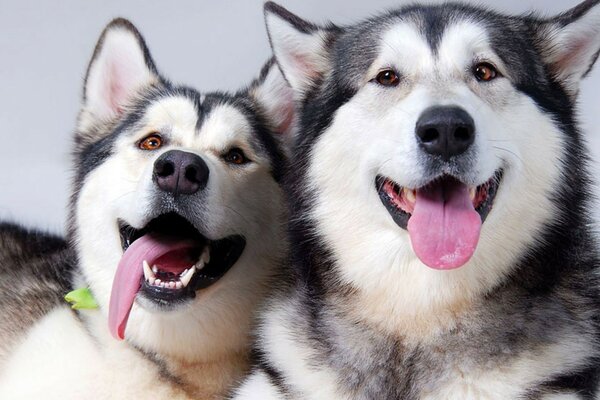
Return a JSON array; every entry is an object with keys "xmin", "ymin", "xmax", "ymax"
[
  {"xmin": 143, "ymin": 264, "xmax": 199, "ymax": 289},
  {"xmin": 142, "ymin": 246, "xmax": 208, "ymax": 290},
  {"xmin": 180, "ymin": 266, "xmax": 196, "ymax": 287}
]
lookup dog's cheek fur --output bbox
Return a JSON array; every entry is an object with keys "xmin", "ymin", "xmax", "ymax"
[{"xmin": 75, "ymin": 146, "xmax": 152, "ymax": 312}]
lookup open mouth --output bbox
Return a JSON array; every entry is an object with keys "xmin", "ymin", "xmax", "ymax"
[
  {"xmin": 376, "ymin": 170, "xmax": 503, "ymax": 270},
  {"xmin": 108, "ymin": 212, "xmax": 245, "ymax": 340}
]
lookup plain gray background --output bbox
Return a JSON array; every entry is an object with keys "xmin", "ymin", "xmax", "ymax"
[{"xmin": 0, "ymin": 0, "xmax": 598, "ymax": 233}]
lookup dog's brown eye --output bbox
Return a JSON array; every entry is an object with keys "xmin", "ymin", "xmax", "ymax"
[
  {"xmin": 375, "ymin": 69, "xmax": 400, "ymax": 87},
  {"xmin": 474, "ymin": 63, "xmax": 498, "ymax": 82},
  {"xmin": 224, "ymin": 148, "xmax": 249, "ymax": 165},
  {"xmin": 139, "ymin": 133, "xmax": 163, "ymax": 151}
]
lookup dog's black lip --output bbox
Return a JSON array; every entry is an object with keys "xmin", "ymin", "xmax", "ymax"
[
  {"xmin": 376, "ymin": 170, "xmax": 504, "ymax": 230},
  {"xmin": 116, "ymin": 212, "xmax": 246, "ymax": 309}
]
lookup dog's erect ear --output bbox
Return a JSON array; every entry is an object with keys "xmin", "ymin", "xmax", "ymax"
[
  {"xmin": 536, "ymin": 0, "xmax": 600, "ymax": 97},
  {"xmin": 264, "ymin": 2, "xmax": 336, "ymax": 97},
  {"xmin": 249, "ymin": 59, "xmax": 296, "ymax": 144},
  {"xmin": 79, "ymin": 18, "xmax": 160, "ymax": 133}
]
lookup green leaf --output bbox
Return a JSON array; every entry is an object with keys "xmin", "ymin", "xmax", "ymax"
[{"xmin": 64, "ymin": 288, "xmax": 99, "ymax": 310}]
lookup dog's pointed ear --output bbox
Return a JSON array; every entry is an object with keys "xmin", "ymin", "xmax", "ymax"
[
  {"xmin": 264, "ymin": 2, "xmax": 337, "ymax": 97},
  {"xmin": 249, "ymin": 59, "xmax": 296, "ymax": 144},
  {"xmin": 536, "ymin": 0, "xmax": 600, "ymax": 97},
  {"xmin": 79, "ymin": 18, "xmax": 160, "ymax": 133}
]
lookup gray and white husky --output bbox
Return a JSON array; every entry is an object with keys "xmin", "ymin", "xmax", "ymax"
[
  {"xmin": 0, "ymin": 18, "xmax": 294, "ymax": 399},
  {"xmin": 233, "ymin": 1, "xmax": 600, "ymax": 399}
]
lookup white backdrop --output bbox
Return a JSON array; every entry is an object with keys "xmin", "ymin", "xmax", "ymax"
[{"xmin": 0, "ymin": 0, "xmax": 598, "ymax": 233}]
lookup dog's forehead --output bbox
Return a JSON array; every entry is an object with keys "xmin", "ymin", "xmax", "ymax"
[
  {"xmin": 143, "ymin": 96, "xmax": 199, "ymax": 132},
  {"xmin": 337, "ymin": 4, "xmax": 534, "ymax": 85},
  {"xmin": 375, "ymin": 19, "xmax": 496, "ymax": 72},
  {"xmin": 198, "ymin": 103, "xmax": 254, "ymax": 150},
  {"xmin": 138, "ymin": 95, "xmax": 256, "ymax": 149}
]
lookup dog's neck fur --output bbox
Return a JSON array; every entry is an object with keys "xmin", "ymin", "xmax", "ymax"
[
  {"xmin": 279, "ymin": 229, "xmax": 600, "ymax": 398},
  {"xmin": 156, "ymin": 351, "xmax": 249, "ymax": 399}
]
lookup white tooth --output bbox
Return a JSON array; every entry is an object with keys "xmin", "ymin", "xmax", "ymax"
[
  {"xmin": 149, "ymin": 277, "xmax": 156, "ymax": 285},
  {"xmin": 180, "ymin": 266, "xmax": 196, "ymax": 287},
  {"xmin": 175, "ymin": 282, "xmax": 183, "ymax": 289},
  {"xmin": 160, "ymin": 282, "xmax": 166, "ymax": 288},
  {"xmin": 170, "ymin": 282, "xmax": 176, "ymax": 289},
  {"xmin": 404, "ymin": 188, "xmax": 416, "ymax": 204},
  {"xmin": 143, "ymin": 261, "xmax": 155, "ymax": 280},
  {"xmin": 152, "ymin": 265, "xmax": 158, "ymax": 274},
  {"xmin": 196, "ymin": 259, "xmax": 205, "ymax": 271},
  {"xmin": 155, "ymin": 279, "xmax": 162, "ymax": 286},
  {"xmin": 181, "ymin": 268, "xmax": 188, "ymax": 276},
  {"xmin": 201, "ymin": 246, "xmax": 210, "ymax": 264},
  {"xmin": 469, "ymin": 187, "xmax": 476, "ymax": 201}
]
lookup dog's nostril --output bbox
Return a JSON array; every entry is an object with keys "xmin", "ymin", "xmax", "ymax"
[
  {"xmin": 421, "ymin": 128, "xmax": 439, "ymax": 143},
  {"xmin": 156, "ymin": 161, "xmax": 175, "ymax": 178},
  {"xmin": 185, "ymin": 166, "xmax": 201, "ymax": 184},
  {"xmin": 454, "ymin": 126, "xmax": 471, "ymax": 142}
]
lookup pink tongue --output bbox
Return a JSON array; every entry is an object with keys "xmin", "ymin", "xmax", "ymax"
[
  {"xmin": 407, "ymin": 179, "xmax": 481, "ymax": 270},
  {"xmin": 108, "ymin": 234, "xmax": 198, "ymax": 340}
]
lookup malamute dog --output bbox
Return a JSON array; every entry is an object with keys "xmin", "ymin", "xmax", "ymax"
[
  {"xmin": 0, "ymin": 18, "xmax": 293, "ymax": 399},
  {"xmin": 234, "ymin": 1, "xmax": 600, "ymax": 399}
]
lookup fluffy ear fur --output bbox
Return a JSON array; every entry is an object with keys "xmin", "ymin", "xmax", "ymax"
[
  {"xmin": 78, "ymin": 18, "xmax": 160, "ymax": 136},
  {"xmin": 537, "ymin": 0, "xmax": 600, "ymax": 97},
  {"xmin": 264, "ymin": 2, "xmax": 336, "ymax": 97},
  {"xmin": 249, "ymin": 59, "xmax": 296, "ymax": 145}
]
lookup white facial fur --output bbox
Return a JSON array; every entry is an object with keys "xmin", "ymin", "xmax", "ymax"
[
  {"xmin": 304, "ymin": 20, "xmax": 565, "ymax": 336},
  {"xmin": 75, "ymin": 96, "xmax": 286, "ymax": 361}
]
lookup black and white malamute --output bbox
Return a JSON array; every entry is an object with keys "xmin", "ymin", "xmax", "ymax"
[
  {"xmin": 234, "ymin": 1, "xmax": 600, "ymax": 399},
  {"xmin": 0, "ymin": 18, "xmax": 293, "ymax": 399}
]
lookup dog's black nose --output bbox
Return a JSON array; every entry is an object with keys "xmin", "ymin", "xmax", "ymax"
[
  {"xmin": 153, "ymin": 150, "xmax": 209, "ymax": 195},
  {"xmin": 415, "ymin": 106, "xmax": 475, "ymax": 160}
]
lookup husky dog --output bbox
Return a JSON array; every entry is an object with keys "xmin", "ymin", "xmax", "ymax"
[
  {"xmin": 0, "ymin": 18, "xmax": 293, "ymax": 399},
  {"xmin": 233, "ymin": 1, "xmax": 600, "ymax": 399}
]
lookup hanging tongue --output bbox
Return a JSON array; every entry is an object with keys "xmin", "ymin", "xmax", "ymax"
[
  {"xmin": 407, "ymin": 178, "xmax": 481, "ymax": 270},
  {"xmin": 108, "ymin": 234, "xmax": 199, "ymax": 340}
]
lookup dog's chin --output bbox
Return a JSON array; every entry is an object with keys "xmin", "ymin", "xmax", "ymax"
[{"xmin": 118, "ymin": 212, "xmax": 246, "ymax": 312}]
